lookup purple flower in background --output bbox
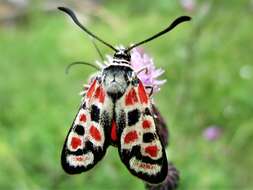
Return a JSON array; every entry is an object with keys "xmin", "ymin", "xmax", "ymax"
[
  {"xmin": 180, "ymin": 0, "xmax": 196, "ymax": 12},
  {"xmin": 130, "ymin": 47, "xmax": 166, "ymax": 93},
  {"xmin": 203, "ymin": 126, "xmax": 222, "ymax": 141}
]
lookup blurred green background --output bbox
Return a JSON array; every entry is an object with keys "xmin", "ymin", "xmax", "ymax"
[{"xmin": 0, "ymin": 0, "xmax": 252, "ymax": 189}]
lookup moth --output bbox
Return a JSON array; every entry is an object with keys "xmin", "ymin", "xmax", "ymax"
[{"xmin": 59, "ymin": 7, "xmax": 190, "ymax": 184}]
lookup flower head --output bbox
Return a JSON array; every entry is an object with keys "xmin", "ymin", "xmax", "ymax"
[
  {"xmin": 130, "ymin": 47, "xmax": 166, "ymax": 93},
  {"xmin": 203, "ymin": 126, "xmax": 222, "ymax": 141},
  {"xmin": 180, "ymin": 0, "xmax": 196, "ymax": 12}
]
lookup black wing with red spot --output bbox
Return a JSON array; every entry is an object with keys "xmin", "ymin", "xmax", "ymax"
[
  {"xmin": 115, "ymin": 81, "xmax": 168, "ymax": 184},
  {"xmin": 61, "ymin": 79, "xmax": 113, "ymax": 174}
]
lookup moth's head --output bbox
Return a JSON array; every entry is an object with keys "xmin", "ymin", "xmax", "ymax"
[
  {"xmin": 102, "ymin": 65, "xmax": 136, "ymax": 100},
  {"xmin": 113, "ymin": 48, "xmax": 131, "ymax": 64}
]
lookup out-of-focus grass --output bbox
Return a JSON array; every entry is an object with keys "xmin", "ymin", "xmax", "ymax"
[{"xmin": 0, "ymin": 1, "xmax": 252, "ymax": 189}]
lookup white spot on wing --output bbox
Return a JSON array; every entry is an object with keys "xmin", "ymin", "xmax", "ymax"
[
  {"xmin": 67, "ymin": 152, "xmax": 94, "ymax": 167},
  {"xmin": 129, "ymin": 157, "xmax": 161, "ymax": 175}
]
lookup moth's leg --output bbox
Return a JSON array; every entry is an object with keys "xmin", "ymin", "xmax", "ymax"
[
  {"xmin": 80, "ymin": 84, "xmax": 90, "ymax": 97},
  {"xmin": 83, "ymin": 84, "xmax": 90, "ymax": 90},
  {"xmin": 144, "ymin": 85, "xmax": 154, "ymax": 97},
  {"xmin": 95, "ymin": 60, "xmax": 106, "ymax": 68},
  {"xmin": 65, "ymin": 61, "xmax": 100, "ymax": 74},
  {"xmin": 136, "ymin": 67, "xmax": 148, "ymax": 75}
]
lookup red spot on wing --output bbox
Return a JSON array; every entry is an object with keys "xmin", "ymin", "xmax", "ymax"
[
  {"xmin": 139, "ymin": 163, "xmax": 145, "ymax": 169},
  {"xmin": 99, "ymin": 88, "xmax": 105, "ymax": 103},
  {"xmin": 138, "ymin": 82, "xmax": 148, "ymax": 104},
  {"xmin": 140, "ymin": 163, "xmax": 151, "ymax": 169},
  {"xmin": 94, "ymin": 86, "xmax": 105, "ymax": 103},
  {"xmin": 124, "ymin": 131, "xmax": 138, "ymax": 144},
  {"xmin": 89, "ymin": 125, "xmax": 101, "ymax": 141},
  {"xmin": 76, "ymin": 156, "xmax": 84, "ymax": 161},
  {"xmin": 145, "ymin": 145, "xmax": 159, "ymax": 158},
  {"xmin": 79, "ymin": 114, "xmax": 87, "ymax": 122},
  {"xmin": 86, "ymin": 80, "xmax": 96, "ymax": 98},
  {"xmin": 134, "ymin": 161, "xmax": 155, "ymax": 170},
  {"xmin": 94, "ymin": 86, "xmax": 100, "ymax": 98},
  {"xmin": 125, "ymin": 88, "xmax": 138, "ymax": 106},
  {"xmin": 71, "ymin": 137, "xmax": 82, "ymax": 149},
  {"xmin": 142, "ymin": 120, "xmax": 151, "ymax": 129},
  {"xmin": 145, "ymin": 163, "xmax": 152, "ymax": 169},
  {"xmin": 111, "ymin": 120, "xmax": 118, "ymax": 141}
]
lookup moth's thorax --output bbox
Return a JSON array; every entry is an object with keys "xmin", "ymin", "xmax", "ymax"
[
  {"xmin": 102, "ymin": 65, "xmax": 135, "ymax": 100},
  {"xmin": 113, "ymin": 48, "xmax": 131, "ymax": 65}
]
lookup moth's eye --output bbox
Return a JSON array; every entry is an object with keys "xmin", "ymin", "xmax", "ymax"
[
  {"xmin": 126, "ymin": 71, "xmax": 138, "ymax": 85},
  {"xmin": 126, "ymin": 71, "xmax": 135, "ymax": 81}
]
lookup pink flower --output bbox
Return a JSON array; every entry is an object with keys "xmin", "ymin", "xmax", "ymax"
[
  {"xmin": 130, "ymin": 47, "xmax": 166, "ymax": 93},
  {"xmin": 203, "ymin": 126, "xmax": 222, "ymax": 141},
  {"xmin": 180, "ymin": 0, "xmax": 196, "ymax": 12}
]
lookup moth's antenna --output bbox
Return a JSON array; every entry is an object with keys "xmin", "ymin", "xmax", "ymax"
[
  {"xmin": 127, "ymin": 16, "xmax": 191, "ymax": 51},
  {"xmin": 65, "ymin": 61, "xmax": 100, "ymax": 74},
  {"xmin": 58, "ymin": 7, "xmax": 117, "ymax": 52}
]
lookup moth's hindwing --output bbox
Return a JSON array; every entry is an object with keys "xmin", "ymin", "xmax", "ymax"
[
  {"xmin": 115, "ymin": 81, "xmax": 168, "ymax": 184},
  {"xmin": 61, "ymin": 79, "xmax": 113, "ymax": 174}
]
